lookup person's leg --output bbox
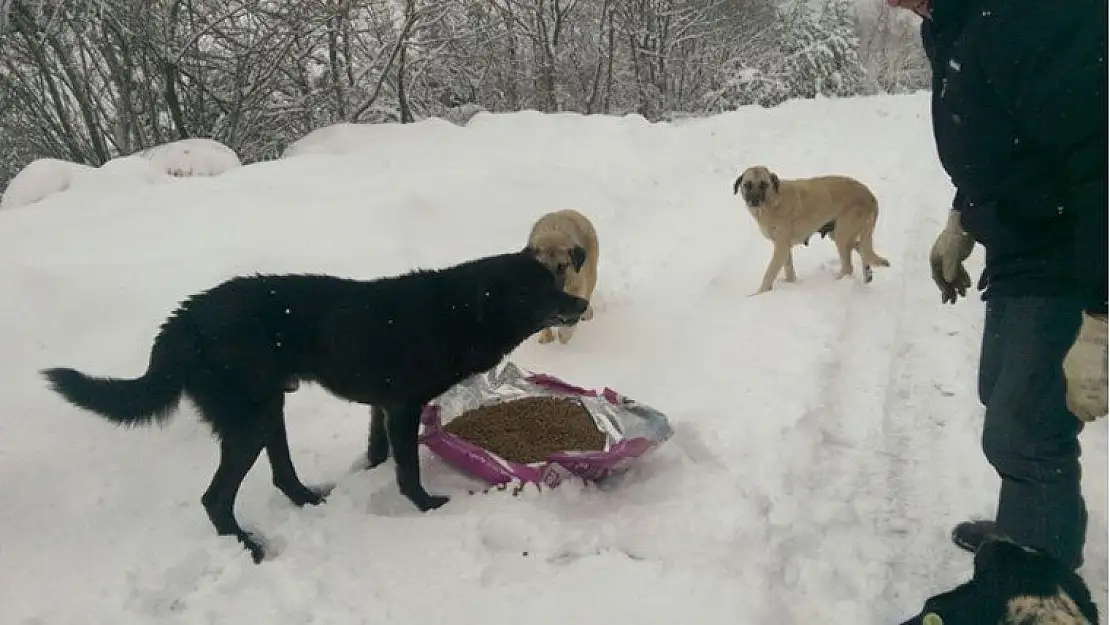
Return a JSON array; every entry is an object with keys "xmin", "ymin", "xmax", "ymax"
[
  {"xmin": 977, "ymin": 297, "xmax": 1007, "ymax": 408},
  {"xmin": 954, "ymin": 295, "xmax": 1086, "ymax": 568},
  {"xmin": 950, "ymin": 299, "xmax": 1009, "ymax": 552}
]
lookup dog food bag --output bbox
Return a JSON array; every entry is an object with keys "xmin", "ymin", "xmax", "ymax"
[{"xmin": 418, "ymin": 361, "xmax": 674, "ymax": 488}]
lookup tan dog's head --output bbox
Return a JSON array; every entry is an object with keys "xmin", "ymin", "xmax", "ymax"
[
  {"xmin": 524, "ymin": 234, "xmax": 587, "ymax": 289},
  {"xmin": 732, "ymin": 166, "xmax": 780, "ymax": 209}
]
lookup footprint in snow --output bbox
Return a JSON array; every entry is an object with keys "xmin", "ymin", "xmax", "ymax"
[{"xmin": 123, "ymin": 548, "xmax": 224, "ymax": 617}]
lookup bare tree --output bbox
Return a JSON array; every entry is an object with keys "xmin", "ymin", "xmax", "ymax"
[
  {"xmin": 0, "ymin": 0, "xmax": 928, "ymax": 190},
  {"xmin": 855, "ymin": 2, "xmax": 929, "ymax": 93}
]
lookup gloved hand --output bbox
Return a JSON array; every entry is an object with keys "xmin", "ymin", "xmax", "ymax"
[
  {"xmin": 1065, "ymin": 313, "xmax": 1108, "ymax": 423},
  {"xmin": 929, "ymin": 208, "xmax": 976, "ymax": 304}
]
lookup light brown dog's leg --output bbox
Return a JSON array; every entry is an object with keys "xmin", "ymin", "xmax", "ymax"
[
  {"xmin": 556, "ymin": 284, "xmax": 590, "ymax": 344},
  {"xmin": 833, "ymin": 229, "xmax": 855, "ymax": 279},
  {"xmin": 579, "ymin": 288, "xmax": 594, "ymax": 322},
  {"xmin": 538, "ymin": 328, "xmax": 555, "ymax": 343},
  {"xmin": 756, "ymin": 241, "xmax": 792, "ymax": 294},
  {"xmin": 856, "ymin": 215, "xmax": 891, "ymax": 268},
  {"xmin": 784, "ymin": 249, "xmax": 797, "ymax": 283},
  {"xmin": 856, "ymin": 241, "xmax": 875, "ymax": 284}
]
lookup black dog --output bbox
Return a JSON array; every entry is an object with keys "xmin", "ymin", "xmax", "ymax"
[
  {"xmin": 42, "ymin": 249, "xmax": 588, "ymax": 563},
  {"xmin": 899, "ymin": 539, "xmax": 1099, "ymax": 625}
]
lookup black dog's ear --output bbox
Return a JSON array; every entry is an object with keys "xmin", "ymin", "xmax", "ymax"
[
  {"xmin": 771, "ymin": 173, "xmax": 780, "ymax": 192},
  {"xmin": 523, "ymin": 245, "xmax": 538, "ymax": 258},
  {"xmin": 732, "ymin": 175, "xmax": 744, "ymax": 195},
  {"xmin": 570, "ymin": 245, "xmax": 587, "ymax": 271}
]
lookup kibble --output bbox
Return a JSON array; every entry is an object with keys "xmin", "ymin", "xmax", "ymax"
[{"xmin": 443, "ymin": 396, "xmax": 606, "ymax": 464}]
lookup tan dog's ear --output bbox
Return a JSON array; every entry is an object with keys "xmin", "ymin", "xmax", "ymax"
[
  {"xmin": 570, "ymin": 245, "xmax": 587, "ymax": 271},
  {"xmin": 771, "ymin": 173, "xmax": 780, "ymax": 192},
  {"xmin": 732, "ymin": 174, "xmax": 744, "ymax": 195},
  {"xmin": 523, "ymin": 245, "xmax": 538, "ymax": 257}
]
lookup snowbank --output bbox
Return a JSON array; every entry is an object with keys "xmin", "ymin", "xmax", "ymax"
[
  {"xmin": 0, "ymin": 158, "xmax": 95, "ymax": 210},
  {"xmin": 2, "ymin": 139, "xmax": 241, "ymax": 213},
  {"xmin": 139, "ymin": 137, "xmax": 242, "ymax": 178},
  {"xmin": 282, "ymin": 119, "xmax": 463, "ymax": 158}
]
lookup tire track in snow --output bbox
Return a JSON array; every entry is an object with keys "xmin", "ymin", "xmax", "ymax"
[
  {"xmin": 755, "ymin": 197, "xmax": 928, "ymax": 624},
  {"xmin": 874, "ymin": 202, "xmax": 991, "ymax": 620}
]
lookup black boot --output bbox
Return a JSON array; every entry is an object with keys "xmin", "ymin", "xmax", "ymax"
[
  {"xmin": 951, "ymin": 519, "xmax": 1002, "ymax": 554},
  {"xmin": 952, "ymin": 519, "xmax": 1084, "ymax": 569}
]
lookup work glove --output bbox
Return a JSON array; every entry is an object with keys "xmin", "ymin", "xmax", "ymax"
[
  {"xmin": 1064, "ymin": 313, "xmax": 1108, "ymax": 423},
  {"xmin": 929, "ymin": 208, "xmax": 976, "ymax": 304}
]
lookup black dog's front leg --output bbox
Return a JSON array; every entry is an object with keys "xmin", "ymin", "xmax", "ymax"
[
  {"xmin": 385, "ymin": 404, "xmax": 449, "ymax": 512},
  {"xmin": 367, "ymin": 405, "xmax": 391, "ymax": 468}
]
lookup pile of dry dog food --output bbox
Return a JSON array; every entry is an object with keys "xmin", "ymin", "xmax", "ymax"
[{"xmin": 443, "ymin": 396, "xmax": 606, "ymax": 463}]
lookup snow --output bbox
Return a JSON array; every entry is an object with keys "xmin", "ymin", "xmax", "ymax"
[
  {"xmin": 93, "ymin": 154, "xmax": 176, "ymax": 185},
  {"xmin": 2, "ymin": 139, "xmax": 239, "ymax": 212},
  {"xmin": 0, "ymin": 93, "xmax": 1104, "ymax": 624},
  {"xmin": 282, "ymin": 119, "xmax": 463, "ymax": 158},
  {"xmin": 139, "ymin": 138, "xmax": 243, "ymax": 178},
  {"xmin": 0, "ymin": 158, "xmax": 95, "ymax": 210}
]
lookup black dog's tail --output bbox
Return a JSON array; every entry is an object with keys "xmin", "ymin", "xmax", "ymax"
[{"xmin": 42, "ymin": 327, "xmax": 191, "ymax": 427}]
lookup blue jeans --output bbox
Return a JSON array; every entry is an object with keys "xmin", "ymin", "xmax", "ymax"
[{"xmin": 979, "ymin": 295, "xmax": 1086, "ymax": 568}]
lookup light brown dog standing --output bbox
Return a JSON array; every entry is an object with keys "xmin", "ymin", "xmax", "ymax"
[
  {"xmin": 525, "ymin": 209, "xmax": 599, "ymax": 344},
  {"xmin": 733, "ymin": 165, "xmax": 890, "ymax": 295}
]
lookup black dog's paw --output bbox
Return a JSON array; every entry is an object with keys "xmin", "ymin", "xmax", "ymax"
[
  {"xmin": 237, "ymin": 531, "xmax": 268, "ymax": 564},
  {"xmin": 417, "ymin": 494, "xmax": 450, "ymax": 512},
  {"xmin": 310, "ymin": 483, "xmax": 334, "ymax": 502},
  {"xmin": 293, "ymin": 484, "xmax": 333, "ymax": 506},
  {"xmin": 366, "ymin": 436, "xmax": 391, "ymax": 470},
  {"xmin": 367, "ymin": 452, "xmax": 390, "ymax": 470},
  {"xmin": 275, "ymin": 479, "xmax": 333, "ymax": 506}
]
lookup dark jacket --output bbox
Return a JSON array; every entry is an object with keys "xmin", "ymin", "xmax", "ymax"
[{"xmin": 922, "ymin": 0, "xmax": 1108, "ymax": 314}]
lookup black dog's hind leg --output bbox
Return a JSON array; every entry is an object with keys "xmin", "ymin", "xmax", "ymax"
[
  {"xmin": 385, "ymin": 404, "xmax": 449, "ymax": 512},
  {"xmin": 367, "ymin": 405, "xmax": 391, "ymax": 469},
  {"xmin": 201, "ymin": 432, "xmax": 268, "ymax": 563},
  {"xmin": 265, "ymin": 402, "xmax": 331, "ymax": 506}
]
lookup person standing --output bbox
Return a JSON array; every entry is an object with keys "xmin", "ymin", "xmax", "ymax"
[{"xmin": 887, "ymin": 0, "xmax": 1107, "ymax": 574}]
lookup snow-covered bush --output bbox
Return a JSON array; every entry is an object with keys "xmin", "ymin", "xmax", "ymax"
[
  {"xmin": 707, "ymin": 64, "xmax": 791, "ymax": 110},
  {"xmin": 139, "ymin": 138, "xmax": 242, "ymax": 178},
  {"xmin": 705, "ymin": 0, "xmax": 870, "ymax": 112},
  {"xmin": 90, "ymin": 155, "xmax": 174, "ymax": 185},
  {"xmin": 778, "ymin": 0, "xmax": 868, "ymax": 100},
  {"xmin": 855, "ymin": 3, "xmax": 931, "ymax": 94},
  {"xmin": 445, "ymin": 103, "xmax": 487, "ymax": 127},
  {"xmin": 0, "ymin": 158, "xmax": 95, "ymax": 210}
]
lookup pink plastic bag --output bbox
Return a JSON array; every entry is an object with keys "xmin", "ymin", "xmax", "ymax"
[{"xmin": 418, "ymin": 362, "xmax": 673, "ymax": 489}]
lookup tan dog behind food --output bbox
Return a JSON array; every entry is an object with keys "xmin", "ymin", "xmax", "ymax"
[
  {"xmin": 733, "ymin": 165, "xmax": 890, "ymax": 295},
  {"xmin": 525, "ymin": 209, "xmax": 599, "ymax": 344}
]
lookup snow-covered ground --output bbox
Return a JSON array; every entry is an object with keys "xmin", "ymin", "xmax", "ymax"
[{"xmin": 0, "ymin": 93, "xmax": 1104, "ymax": 625}]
